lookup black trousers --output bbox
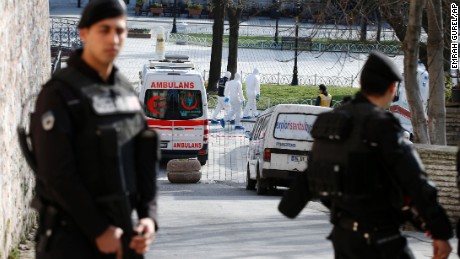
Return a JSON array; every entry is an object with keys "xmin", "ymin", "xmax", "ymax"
[
  {"xmin": 35, "ymin": 226, "xmax": 116, "ymax": 259},
  {"xmin": 329, "ymin": 226, "xmax": 415, "ymax": 259}
]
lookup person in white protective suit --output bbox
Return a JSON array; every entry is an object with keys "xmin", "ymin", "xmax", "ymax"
[
  {"xmin": 242, "ymin": 68, "xmax": 261, "ymax": 119},
  {"xmin": 210, "ymin": 71, "xmax": 232, "ymax": 124},
  {"xmin": 220, "ymin": 72, "xmax": 245, "ymax": 130}
]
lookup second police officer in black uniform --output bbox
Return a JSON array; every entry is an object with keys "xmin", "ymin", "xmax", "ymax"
[
  {"xmin": 210, "ymin": 71, "xmax": 232, "ymax": 124},
  {"xmin": 29, "ymin": 0, "xmax": 159, "ymax": 258},
  {"xmin": 279, "ymin": 51, "xmax": 453, "ymax": 259}
]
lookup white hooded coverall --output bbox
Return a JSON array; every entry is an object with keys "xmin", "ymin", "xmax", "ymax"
[
  {"xmin": 243, "ymin": 68, "xmax": 261, "ymax": 117},
  {"xmin": 224, "ymin": 73, "xmax": 245, "ymax": 127},
  {"xmin": 211, "ymin": 71, "xmax": 231, "ymax": 120}
]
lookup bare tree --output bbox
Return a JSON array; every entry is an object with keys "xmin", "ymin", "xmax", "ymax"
[
  {"xmin": 403, "ymin": 0, "xmax": 430, "ymax": 143},
  {"xmin": 226, "ymin": 0, "xmax": 244, "ymax": 77},
  {"xmin": 207, "ymin": 0, "xmax": 226, "ymax": 93},
  {"xmin": 426, "ymin": 0, "xmax": 446, "ymax": 144}
]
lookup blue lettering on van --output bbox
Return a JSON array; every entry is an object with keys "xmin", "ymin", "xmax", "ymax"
[
  {"xmin": 276, "ymin": 142, "xmax": 296, "ymax": 148},
  {"xmin": 275, "ymin": 121, "xmax": 313, "ymax": 133}
]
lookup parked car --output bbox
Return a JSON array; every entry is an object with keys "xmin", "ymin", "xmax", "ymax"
[{"xmin": 246, "ymin": 104, "xmax": 331, "ymax": 194}]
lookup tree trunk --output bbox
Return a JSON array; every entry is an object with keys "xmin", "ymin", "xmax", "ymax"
[
  {"xmin": 359, "ymin": 17, "xmax": 368, "ymax": 41},
  {"xmin": 376, "ymin": 9, "xmax": 382, "ymax": 42},
  {"xmin": 207, "ymin": 0, "xmax": 225, "ymax": 93},
  {"xmin": 226, "ymin": 3, "xmax": 243, "ymax": 78},
  {"xmin": 378, "ymin": 0, "xmax": 408, "ymax": 41},
  {"xmin": 403, "ymin": 0, "xmax": 430, "ymax": 144},
  {"xmin": 426, "ymin": 0, "xmax": 446, "ymax": 145}
]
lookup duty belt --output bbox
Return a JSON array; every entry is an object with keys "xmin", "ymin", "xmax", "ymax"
[
  {"xmin": 335, "ymin": 217, "xmax": 399, "ymax": 245},
  {"xmin": 336, "ymin": 217, "xmax": 397, "ymax": 233}
]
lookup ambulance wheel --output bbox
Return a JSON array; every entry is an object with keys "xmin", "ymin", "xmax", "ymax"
[
  {"xmin": 256, "ymin": 166, "xmax": 267, "ymax": 195},
  {"xmin": 198, "ymin": 159, "xmax": 207, "ymax": 166},
  {"xmin": 246, "ymin": 164, "xmax": 256, "ymax": 190}
]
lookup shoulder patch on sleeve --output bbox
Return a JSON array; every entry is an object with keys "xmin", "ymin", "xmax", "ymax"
[{"xmin": 41, "ymin": 111, "xmax": 55, "ymax": 131}]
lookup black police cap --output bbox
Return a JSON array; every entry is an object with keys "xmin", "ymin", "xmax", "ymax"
[
  {"xmin": 361, "ymin": 51, "xmax": 403, "ymax": 83},
  {"xmin": 78, "ymin": 0, "xmax": 127, "ymax": 29}
]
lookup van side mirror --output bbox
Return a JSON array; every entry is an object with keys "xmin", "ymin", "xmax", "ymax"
[{"xmin": 392, "ymin": 82, "xmax": 401, "ymax": 102}]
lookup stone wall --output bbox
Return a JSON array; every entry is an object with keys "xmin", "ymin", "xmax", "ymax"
[
  {"xmin": 446, "ymin": 107, "xmax": 460, "ymax": 146},
  {"xmin": 0, "ymin": 0, "xmax": 50, "ymax": 258},
  {"xmin": 415, "ymin": 144, "xmax": 460, "ymax": 226}
]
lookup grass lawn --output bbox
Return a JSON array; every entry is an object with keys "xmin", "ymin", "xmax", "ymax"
[
  {"xmin": 208, "ymin": 84, "xmax": 359, "ymax": 105},
  {"xmin": 259, "ymin": 84, "xmax": 358, "ymax": 102}
]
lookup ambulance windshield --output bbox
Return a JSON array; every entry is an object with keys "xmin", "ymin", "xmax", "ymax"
[{"xmin": 144, "ymin": 89, "xmax": 203, "ymax": 120}]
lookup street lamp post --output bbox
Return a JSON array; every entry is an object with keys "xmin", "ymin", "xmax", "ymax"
[
  {"xmin": 273, "ymin": 0, "xmax": 280, "ymax": 45},
  {"xmin": 171, "ymin": 0, "xmax": 178, "ymax": 33},
  {"xmin": 291, "ymin": 1, "xmax": 300, "ymax": 86}
]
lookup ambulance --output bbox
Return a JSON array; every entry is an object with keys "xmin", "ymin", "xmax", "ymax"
[
  {"xmin": 389, "ymin": 61, "xmax": 429, "ymax": 138},
  {"xmin": 138, "ymin": 55, "xmax": 209, "ymax": 165}
]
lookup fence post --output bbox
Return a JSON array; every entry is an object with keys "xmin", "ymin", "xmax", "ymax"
[
  {"xmin": 267, "ymin": 97, "xmax": 271, "ymax": 109},
  {"xmin": 314, "ymin": 74, "xmax": 317, "ymax": 86},
  {"xmin": 277, "ymin": 72, "xmax": 280, "ymax": 85},
  {"xmin": 350, "ymin": 75, "xmax": 354, "ymax": 87}
]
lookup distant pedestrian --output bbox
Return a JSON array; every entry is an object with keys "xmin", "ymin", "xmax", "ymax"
[
  {"xmin": 315, "ymin": 84, "xmax": 332, "ymax": 107},
  {"xmin": 243, "ymin": 68, "xmax": 261, "ymax": 119},
  {"xmin": 210, "ymin": 71, "xmax": 232, "ymax": 124},
  {"xmin": 220, "ymin": 72, "xmax": 245, "ymax": 130}
]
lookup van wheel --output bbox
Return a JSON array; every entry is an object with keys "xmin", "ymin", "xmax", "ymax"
[
  {"xmin": 256, "ymin": 167, "xmax": 267, "ymax": 195},
  {"xmin": 246, "ymin": 164, "xmax": 256, "ymax": 190}
]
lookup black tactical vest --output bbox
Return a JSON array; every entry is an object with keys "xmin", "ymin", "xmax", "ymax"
[
  {"xmin": 217, "ymin": 77, "xmax": 228, "ymax": 97},
  {"xmin": 309, "ymin": 100, "xmax": 397, "ymax": 220},
  {"xmin": 51, "ymin": 67, "xmax": 145, "ymax": 198}
]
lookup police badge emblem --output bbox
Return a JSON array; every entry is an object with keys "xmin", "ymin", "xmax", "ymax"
[{"xmin": 41, "ymin": 111, "xmax": 55, "ymax": 131}]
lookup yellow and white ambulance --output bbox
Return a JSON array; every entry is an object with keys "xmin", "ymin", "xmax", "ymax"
[{"xmin": 138, "ymin": 56, "xmax": 209, "ymax": 165}]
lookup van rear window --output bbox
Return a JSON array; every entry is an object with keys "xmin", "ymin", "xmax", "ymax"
[
  {"xmin": 274, "ymin": 113, "xmax": 317, "ymax": 141},
  {"xmin": 144, "ymin": 89, "xmax": 203, "ymax": 120}
]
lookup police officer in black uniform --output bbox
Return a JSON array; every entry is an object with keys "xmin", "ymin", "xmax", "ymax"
[
  {"xmin": 279, "ymin": 51, "xmax": 453, "ymax": 259},
  {"xmin": 30, "ymin": 0, "xmax": 159, "ymax": 258}
]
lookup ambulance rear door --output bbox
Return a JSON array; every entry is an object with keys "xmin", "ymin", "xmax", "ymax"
[
  {"xmin": 141, "ymin": 72, "xmax": 207, "ymax": 154},
  {"xmin": 169, "ymin": 74, "xmax": 207, "ymax": 153}
]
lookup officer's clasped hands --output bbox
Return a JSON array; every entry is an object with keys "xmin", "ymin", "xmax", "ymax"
[{"xmin": 129, "ymin": 218, "xmax": 156, "ymax": 254}]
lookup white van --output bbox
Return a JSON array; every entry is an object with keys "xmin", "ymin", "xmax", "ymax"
[
  {"xmin": 246, "ymin": 104, "xmax": 331, "ymax": 195},
  {"xmin": 138, "ymin": 56, "xmax": 209, "ymax": 165}
]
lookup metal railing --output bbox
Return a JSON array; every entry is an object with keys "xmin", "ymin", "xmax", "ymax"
[
  {"xmin": 50, "ymin": 18, "xmax": 82, "ymax": 49},
  {"xmin": 200, "ymin": 70, "xmax": 356, "ymax": 87},
  {"xmin": 169, "ymin": 33, "xmax": 402, "ymax": 55},
  {"xmin": 51, "ymin": 50, "xmax": 62, "ymax": 74},
  {"xmin": 207, "ymin": 95, "xmax": 342, "ymax": 111}
]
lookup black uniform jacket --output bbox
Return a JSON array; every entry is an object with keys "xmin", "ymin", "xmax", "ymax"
[
  {"xmin": 280, "ymin": 92, "xmax": 453, "ymax": 240},
  {"xmin": 31, "ymin": 50, "xmax": 158, "ymax": 242}
]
